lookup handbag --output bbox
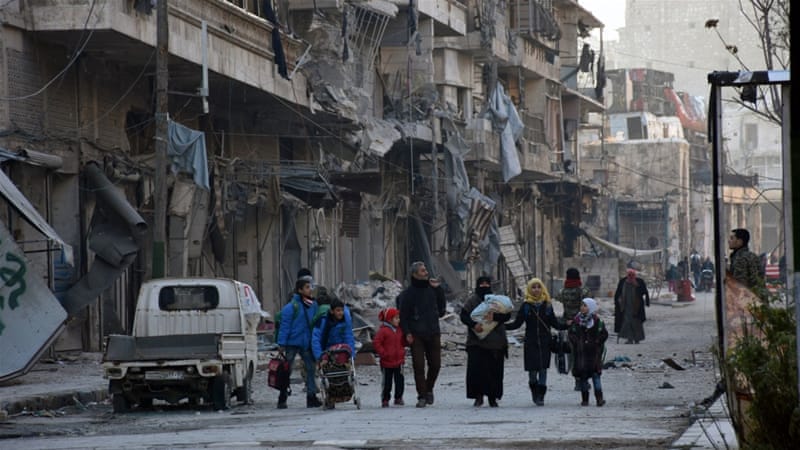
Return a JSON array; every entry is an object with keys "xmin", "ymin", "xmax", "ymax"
[{"xmin": 267, "ymin": 353, "xmax": 290, "ymax": 390}]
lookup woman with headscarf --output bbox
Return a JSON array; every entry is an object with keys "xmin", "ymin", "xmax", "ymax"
[
  {"xmin": 505, "ymin": 278, "xmax": 568, "ymax": 406},
  {"xmin": 568, "ymin": 298, "xmax": 608, "ymax": 406},
  {"xmin": 613, "ymin": 268, "xmax": 650, "ymax": 344},
  {"xmin": 459, "ymin": 276, "xmax": 510, "ymax": 407}
]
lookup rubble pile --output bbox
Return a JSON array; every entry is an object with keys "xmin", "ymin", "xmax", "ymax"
[
  {"xmin": 334, "ymin": 279, "xmax": 404, "ymax": 313},
  {"xmin": 332, "ymin": 278, "xmax": 470, "ymax": 366}
]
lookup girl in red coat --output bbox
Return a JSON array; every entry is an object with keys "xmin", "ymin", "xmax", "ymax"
[{"xmin": 373, "ymin": 307, "xmax": 407, "ymax": 407}]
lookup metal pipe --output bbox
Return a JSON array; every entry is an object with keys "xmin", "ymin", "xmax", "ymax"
[
  {"xmin": 710, "ymin": 83, "xmax": 726, "ymax": 358},
  {"xmin": 84, "ymin": 162, "xmax": 147, "ymax": 235},
  {"xmin": 781, "ymin": 83, "xmax": 798, "ymax": 406}
]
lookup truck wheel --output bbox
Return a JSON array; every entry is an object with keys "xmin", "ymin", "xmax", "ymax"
[
  {"xmin": 112, "ymin": 394, "xmax": 130, "ymax": 413},
  {"xmin": 236, "ymin": 374, "xmax": 252, "ymax": 404},
  {"xmin": 212, "ymin": 374, "xmax": 232, "ymax": 410}
]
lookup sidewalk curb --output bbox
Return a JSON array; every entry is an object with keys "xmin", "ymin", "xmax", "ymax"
[{"xmin": 1, "ymin": 388, "xmax": 108, "ymax": 416}]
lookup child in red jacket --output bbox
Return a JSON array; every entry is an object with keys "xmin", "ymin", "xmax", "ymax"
[{"xmin": 373, "ymin": 307, "xmax": 407, "ymax": 407}]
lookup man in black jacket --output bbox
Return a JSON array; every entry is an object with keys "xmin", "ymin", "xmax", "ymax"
[{"xmin": 397, "ymin": 261, "xmax": 446, "ymax": 408}]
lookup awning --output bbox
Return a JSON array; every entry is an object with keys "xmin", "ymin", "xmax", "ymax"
[
  {"xmin": 583, "ymin": 231, "xmax": 663, "ymax": 257},
  {"xmin": 0, "ymin": 168, "xmax": 73, "ymax": 265}
]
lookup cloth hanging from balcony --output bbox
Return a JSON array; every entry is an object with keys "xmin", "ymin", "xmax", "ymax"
[
  {"xmin": 167, "ymin": 120, "xmax": 209, "ymax": 190},
  {"xmin": 485, "ymin": 83, "xmax": 522, "ymax": 182},
  {"xmin": 595, "ymin": 51, "xmax": 606, "ymax": 101},
  {"xmin": 407, "ymin": 0, "xmax": 417, "ymax": 44},
  {"xmin": 579, "ymin": 43, "xmax": 594, "ymax": 73},
  {"xmin": 263, "ymin": 0, "xmax": 289, "ymax": 79}
]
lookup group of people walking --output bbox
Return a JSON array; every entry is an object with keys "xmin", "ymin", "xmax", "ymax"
[
  {"xmin": 461, "ymin": 270, "xmax": 609, "ymax": 408},
  {"xmin": 273, "ymin": 263, "xmax": 627, "ymax": 410},
  {"xmin": 273, "ymin": 228, "xmax": 769, "ymax": 411}
]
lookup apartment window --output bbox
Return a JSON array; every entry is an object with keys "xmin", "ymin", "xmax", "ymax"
[{"xmin": 627, "ymin": 117, "xmax": 646, "ymax": 139}]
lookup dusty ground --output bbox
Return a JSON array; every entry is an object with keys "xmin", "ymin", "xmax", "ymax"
[{"xmin": 0, "ymin": 289, "xmax": 724, "ymax": 449}]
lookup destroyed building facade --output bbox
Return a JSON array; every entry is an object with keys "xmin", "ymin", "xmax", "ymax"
[{"xmin": 0, "ymin": 1, "xmax": 701, "ymax": 354}]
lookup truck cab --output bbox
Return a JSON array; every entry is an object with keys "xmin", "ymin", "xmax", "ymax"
[{"xmin": 103, "ymin": 278, "xmax": 266, "ymax": 412}]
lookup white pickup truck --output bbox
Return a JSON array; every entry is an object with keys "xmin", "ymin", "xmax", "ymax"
[{"xmin": 102, "ymin": 278, "xmax": 266, "ymax": 412}]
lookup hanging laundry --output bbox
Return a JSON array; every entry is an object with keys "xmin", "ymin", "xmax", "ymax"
[
  {"xmin": 579, "ymin": 43, "xmax": 594, "ymax": 73},
  {"xmin": 263, "ymin": 0, "xmax": 289, "ymax": 79},
  {"xmin": 167, "ymin": 120, "xmax": 210, "ymax": 190},
  {"xmin": 595, "ymin": 51, "xmax": 606, "ymax": 101},
  {"xmin": 408, "ymin": 0, "xmax": 417, "ymax": 44},
  {"xmin": 342, "ymin": 9, "xmax": 349, "ymax": 62}
]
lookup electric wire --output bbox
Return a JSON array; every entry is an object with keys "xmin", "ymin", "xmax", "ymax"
[{"xmin": 0, "ymin": 0, "xmax": 103, "ymax": 101}]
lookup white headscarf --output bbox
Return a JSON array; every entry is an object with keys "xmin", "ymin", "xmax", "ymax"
[{"xmin": 577, "ymin": 297, "xmax": 598, "ymax": 328}]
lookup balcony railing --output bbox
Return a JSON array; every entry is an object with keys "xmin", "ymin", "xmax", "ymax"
[{"xmin": 463, "ymin": 118, "xmax": 501, "ymax": 167}]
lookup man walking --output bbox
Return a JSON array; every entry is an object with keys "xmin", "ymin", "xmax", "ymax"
[{"xmin": 397, "ymin": 261, "xmax": 446, "ymax": 408}]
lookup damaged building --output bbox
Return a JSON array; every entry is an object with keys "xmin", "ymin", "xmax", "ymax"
[{"xmin": 0, "ymin": 0, "xmax": 627, "ymax": 355}]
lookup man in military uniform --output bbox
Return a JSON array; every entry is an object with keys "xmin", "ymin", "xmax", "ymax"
[{"xmin": 728, "ymin": 228, "xmax": 763, "ymax": 289}]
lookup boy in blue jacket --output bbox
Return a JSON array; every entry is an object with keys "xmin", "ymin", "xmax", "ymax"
[
  {"xmin": 276, "ymin": 279, "xmax": 322, "ymax": 409},
  {"xmin": 312, "ymin": 298, "xmax": 355, "ymax": 409},
  {"xmin": 312, "ymin": 298, "xmax": 355, "ymax": 360}
]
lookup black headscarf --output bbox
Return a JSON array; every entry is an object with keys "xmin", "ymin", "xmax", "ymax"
[{"xmin": 475, "ymin": 276, "xmax": 492, "ymax": 300}]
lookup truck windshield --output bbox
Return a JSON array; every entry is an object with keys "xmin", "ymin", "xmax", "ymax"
[{"xmin": 158, "ymin": 286, "xmax": 220, "ymax": 311}]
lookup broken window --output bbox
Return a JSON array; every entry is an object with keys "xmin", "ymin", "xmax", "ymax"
[{"xmin": 159, "ymin": 286, "xmax": 220, "ymax": 311}]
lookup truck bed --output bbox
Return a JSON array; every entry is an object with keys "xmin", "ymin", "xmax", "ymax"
[{"xmin": 104, "ymin": 334, "xmax": 221, "ymax": 362}]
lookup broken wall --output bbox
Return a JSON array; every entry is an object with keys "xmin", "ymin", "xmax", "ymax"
[{"xmin": 561, "ymin": 256, "xmax": 620, "ymax": 299}]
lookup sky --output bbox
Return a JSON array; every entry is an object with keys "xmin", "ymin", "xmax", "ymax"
[{"xmin": 578, "ymin": 0, "xmax": 626, "ymax": 41}]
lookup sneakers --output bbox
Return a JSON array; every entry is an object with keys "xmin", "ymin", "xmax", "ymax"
[
  {"xmin": 416, "ymin": 398, "xmax": 427, "ymax": 408},
  {"xmin": 394, "ymin": 398, "xmax": 404, "ymax": 406},
  {"xmin": 425, "ymin": 392, "xmax": 434, "ymax": 405},
  {"xmin": 382, "ymin": 400, "xmax": 390, "ymax": 408}
]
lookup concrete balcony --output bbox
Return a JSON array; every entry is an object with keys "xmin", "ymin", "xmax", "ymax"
[
  {"xmin": 507, "ymin": 36, "xmax": 560, "ymax": 81},
  {"xmin": 463, "ymin": 118, "xmax": 501, "ymax": 169},
  {"xmin": 518, "ymin": 139, "xmax": 556, "ymax": 179},
  {"xmin": 22, "ymin": 0, "xmax": 308, "ymax": 106},
  {"xmin": 435, "ymin": 28, "xmax": 511, "ymax": 64},
  {"xmin": 396, "ymin": 0, "xmax": 467, "ymax": 36}
]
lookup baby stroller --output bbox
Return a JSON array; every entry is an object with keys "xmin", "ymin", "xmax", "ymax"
[{"xmin": 317, "ymin": 343, "xmax": 361, "ymax": 409}]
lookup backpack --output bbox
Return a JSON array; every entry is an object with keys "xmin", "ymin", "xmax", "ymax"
[{"xmin": 274, "ymin": 299, "xmax": 322, "ymax": 339}]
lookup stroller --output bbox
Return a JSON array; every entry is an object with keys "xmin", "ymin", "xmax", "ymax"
[{"xmin": 317, "ymin": 343, "xmax": 361, "ymax": 409}]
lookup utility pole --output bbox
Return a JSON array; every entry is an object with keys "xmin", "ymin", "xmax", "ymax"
[{"xmin": 152, "ymin": 0, "xmax": 169, "ymax": 278}]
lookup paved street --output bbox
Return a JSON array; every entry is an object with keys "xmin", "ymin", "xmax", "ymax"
[{"xmin": 1, "ymin": 291, "xmax": 735, "ymax": 449}]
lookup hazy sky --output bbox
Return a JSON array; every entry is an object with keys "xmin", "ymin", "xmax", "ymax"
[{"xmin": 579, "ymin": 0, "xmax": 626, "ymax": 40}]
